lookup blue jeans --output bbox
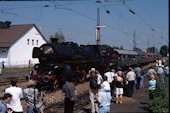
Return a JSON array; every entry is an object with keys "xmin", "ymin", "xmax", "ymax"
[
  {"xmin": 98, "ymin": 106, "xmax": 110, "ymax": 113},
  {"xmin": 27, "ymin": 106, "xmax": 34, "ymax": 113},
  {"xmin": 139, "ymin": 76, "xmax": 144, "ymax": 89}
]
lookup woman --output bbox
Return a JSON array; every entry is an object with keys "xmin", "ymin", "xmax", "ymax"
[
  {"xmin": 115, "ymin": 71, "xmax": 124, "ymax": 104},
  {"xmin": 96, "ymin": 76, "xmax": 111, "ymax": 113}
]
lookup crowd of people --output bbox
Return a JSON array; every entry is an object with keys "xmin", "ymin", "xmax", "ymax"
[
  {"xmin": 0, "ymin": 78, "xmax": 41, "ymax": 113},
  {"xmin": 85, "ymin": 59, "xmax": 169, "ymax": 113},
  {"xmin": 0, "ymin": 59, "xmax": 169, "ymax": 113}
]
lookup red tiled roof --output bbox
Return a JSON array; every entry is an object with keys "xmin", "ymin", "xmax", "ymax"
[{"xmin": 0, "ymin": 24, "xmax": 48, "ymax": 48}]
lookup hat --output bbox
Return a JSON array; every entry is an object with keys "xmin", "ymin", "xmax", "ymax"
[
  {"xmin": 27, "ymin": 79, "xmax": 36, "ymax": 87},
  {"xmin": 158, "ymin": 64, "xmax": 162, "ymax": 67},
  {"xmin": 103, "ymin": 75, "xmax": 107, "ymax": 80},
  {"xmin": 111, "ymin": 69, "xmax": 115, "ymax": 72},
  {"xmin": 89, "ymin": 68, "xmax": 96, "ymax": 73},
  {"xmin": 101, "ymin": 81, "xmax": 110, "ymax": 91}
]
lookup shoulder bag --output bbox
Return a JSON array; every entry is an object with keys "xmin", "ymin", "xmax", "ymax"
[{"xmin": 33, "ymin": 88, "xmax": 45, "ymax": 113}]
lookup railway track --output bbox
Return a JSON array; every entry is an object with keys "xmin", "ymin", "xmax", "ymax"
[
  {"xmin": 0, "ymin": 76, "xmax": 27, "ymax": 86},
  {"xmin": 44, "ymin": 91, "xmax": 90, "ymax": 113}
]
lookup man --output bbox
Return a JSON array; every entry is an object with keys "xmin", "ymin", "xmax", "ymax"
[
  {"xmin": 104, "ymin": 68, "xmax": 114, "ymax": 85},
  {"xmin": 126, "ymin": 67, "xmax": 136, "ymax": 97},
  {"xmin": 96, "ymin": 70, "xmax": 103, "ymax": 86},
  {"xmin": 2, "ymin": 61, "xmax": 5, "ymax": 69},
  {"xmin": 134, "ymin": 65, "xmax": 145, "ymax": 89},
  {"xmin": 5, "ymin": 78, "xmax": 23, "ymax": 113},
  {"xmin": 104, "ymin": 68, "xmax": 115, "ymax": 101},
  {"xmin": 96, "ymin": 76, "xmax": 111, "ymax": 113},
  {"xmin": 23, "ymin": 79, "xmax": 39, "ymax": 113},
  {"xmin": 164, "ymin": 65, "xmax": 169, "ymax": 85},
  {"xmin": 62, "ymin": 78, "xmax": 77, "ymax": 113},
  {"xmin": 89, "ymin": 68, "xmax": 99, "ymax": 113},
  {"xmin": 157, "ymin": 64, "xmax": 164, "ymax": 78},
  {"xmin": 148, "ymin": 74, "xmax": 156, "ymax": 99},
  {"xmin": 0, "ymin": 93, "xmax": 12, "ymax": 113},
  {"xmin": 147, "ymin": 66, "xmax": 156, "ymax": 80}
]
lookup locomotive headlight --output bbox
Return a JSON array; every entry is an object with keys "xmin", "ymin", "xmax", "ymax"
[
  {"xmin": 43, "ymin": 76, "xmax": 49, "ymax": 83},
  {"xmin": 54, "ymin": 66, "xmax": 59, "ymax": 69},
  {"xmin": 34, "ymin": 65, "xmax": 39, "ymax": 70},
  {"xmin": 109, "ymin": 63, "xmax": 113, "ymax": 66}
]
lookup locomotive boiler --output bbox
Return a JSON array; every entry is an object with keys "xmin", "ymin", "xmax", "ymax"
[{"xmin": 29, "ymin": 41, "xmax": 118, "ymax": 90}]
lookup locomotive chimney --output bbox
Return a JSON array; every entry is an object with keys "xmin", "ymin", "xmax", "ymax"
[
  {"xmin": 51, "ymin": 38, "xmax": 58, "ymax": 44},
  {"xmin": 0, "ymin": 21, "xmax": 11, "ymax": 29}
]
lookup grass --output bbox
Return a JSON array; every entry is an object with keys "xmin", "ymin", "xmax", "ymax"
[{"xmin": 2, "ymin": 67, "xmax": 34, "ymax": 73}]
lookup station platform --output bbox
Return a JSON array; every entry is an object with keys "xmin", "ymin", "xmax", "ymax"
[{"xmin": 78, "ymin": 87, "xmax": 149, "ymax": 113}]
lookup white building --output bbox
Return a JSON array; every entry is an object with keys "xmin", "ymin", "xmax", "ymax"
[{"xmin": 0, "ymin": 23, "xmax": 48, "ymax": 67}]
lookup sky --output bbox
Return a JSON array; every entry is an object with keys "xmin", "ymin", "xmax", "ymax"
[{"xmin": 0, "ymin": 0, "xmax": 169, "ymax": 51}]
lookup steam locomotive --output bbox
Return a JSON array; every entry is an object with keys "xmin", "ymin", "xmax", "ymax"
[{"xmin": 27, "ymin": 41, "xmax": 161, "ymax": 90}]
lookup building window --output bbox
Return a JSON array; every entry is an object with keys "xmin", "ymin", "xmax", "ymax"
[
  {"xmin": 32, "ymin": 39, "xmax": 34, "ymax": 45},
  {"xmin": 36, "ymin": 40, "xmax": 38, "ymax": 46},
  {"xmin": 0, "ymin": 49, "xmax": 7, "ymax": 54},
  {"xmin": 27, "ymin": 39, "xmax": 29, "ymax": 45}
]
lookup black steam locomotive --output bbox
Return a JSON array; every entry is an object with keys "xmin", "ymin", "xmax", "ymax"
[{"xmin": 28, "ymin": 41, "xmax": 160, "ymax": 90}]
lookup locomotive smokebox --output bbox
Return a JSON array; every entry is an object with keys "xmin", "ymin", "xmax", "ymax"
[
  {"xmin": 32, "ymin": 47, "xmax": 41, "ymax": 58},
  {"xmin": 54, "ymin": 64, "xmax": 73, "ymax": 81}
]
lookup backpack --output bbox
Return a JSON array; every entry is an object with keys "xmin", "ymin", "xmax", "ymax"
[
  {"xmin": 90, "ymin": 74, "xmax": 99, "ymax": 89},
  {"xmin": 135, "ymin": 67, "xmax": 141, "ymax": 77}
]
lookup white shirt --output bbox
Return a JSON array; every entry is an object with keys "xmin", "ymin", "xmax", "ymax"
[
  {"xmin": 126, "ymin": 71, "xmax": 136, "ymax": 81},
  {"xmin": 5, "ymin": 86, "xmax": 23, "ymax": 112},
  {"xmin": 104, "ymin": 71, "xmax": 114, "ymax": 83},
  {"xmin": 97, "ymin": 74, "xmax": 103, "ymax": 85}
]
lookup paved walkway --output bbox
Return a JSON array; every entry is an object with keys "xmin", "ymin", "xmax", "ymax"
[
  {"xmin": 78, "ymin": 87, "xmax": 149, "ymax": 113},
  {"xmin": 78, "ymin": 74, "xmax": 150, "ymax": 113}
]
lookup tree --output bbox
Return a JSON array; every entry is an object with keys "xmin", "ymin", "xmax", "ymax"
[
  {"xmin": 160, "ymin": 45, "xmax": 169, "ymax": 57},
  {"xmin": 49, "ymin": 30, "xmax": 65, "ymax": 44},
  {"xmin": 145, "ymin": 76, "xmax": 169, "ymax": 113},
  {"xmin": 134, "ymin": 47, "xmax": 142, "ymax": 51},
  {"xmin": 120, "ymin": 45, "xmax": 124, "ymax": 50},
  {"xmin": 112, "ymin": 46, "xmax": 119, "ymax": 49},
  {"xmin": 146, "ymin": 46, "xmax": 156, "ymax": 53}
]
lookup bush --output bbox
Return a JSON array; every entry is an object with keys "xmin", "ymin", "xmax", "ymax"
[{"xmin": 145, "ymin": 76, "xmax": 169, "ymax": 113}]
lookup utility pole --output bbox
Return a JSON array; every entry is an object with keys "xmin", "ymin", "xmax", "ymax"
[
  {"xmin": 96, "ymin": 8, "xmax": 100, "ymax": 45},
  {"xmin": 147, "ymin": 38, "xmax": 149, "ymax": 48},
  {"xmin": 132, "ymin": 29, "xmax": 136, "ymax": 50},
  {"xmin": 96, "ymin": 7, "xmax": 106, "ymax": 45}
]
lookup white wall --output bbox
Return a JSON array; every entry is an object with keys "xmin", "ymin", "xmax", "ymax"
[{"xmin": 6, "ymin": 26, "xmax": 47, "ymax": 67}]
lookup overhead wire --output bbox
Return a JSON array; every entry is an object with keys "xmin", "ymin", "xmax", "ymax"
[
  {"xmin": 123, "ymin": 2, "xmax": 168, "ymax": 41},
  {"xmin": 98, "ymin": 3, "xmax": 134, "ymax": 36},
  {"xmin": 120, "ymin": 2, "xmax": 169, "ymax": 47},
  {"xmin": 0, "ymin": 0, "xmax": 168, "ymax": 46},
  {"xmin": 138, "ymin": 0, "xmax": 168, "ymax": 37}
]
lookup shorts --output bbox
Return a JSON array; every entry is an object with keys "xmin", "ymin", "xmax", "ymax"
[{"xmin": 115, "ymin": 88, "xmax": 123, "ymax": 95}]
